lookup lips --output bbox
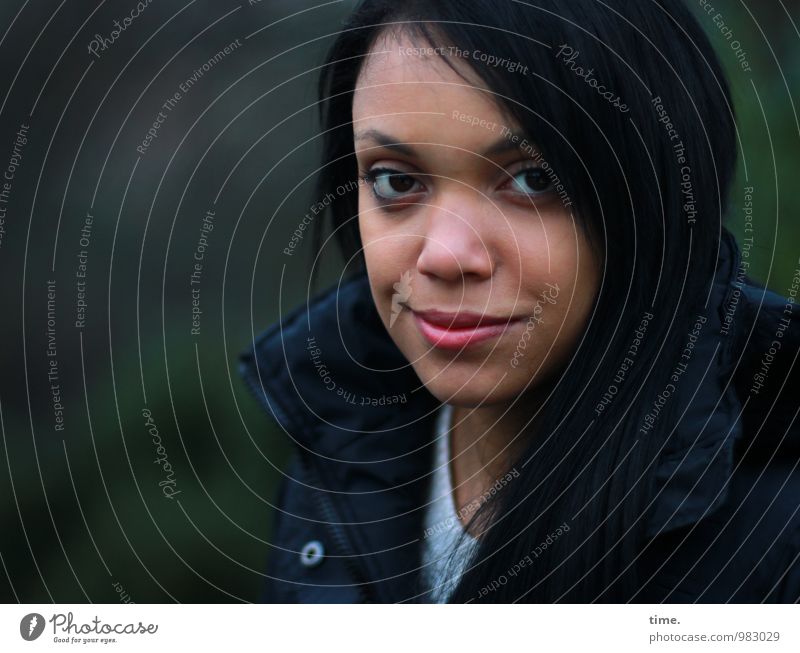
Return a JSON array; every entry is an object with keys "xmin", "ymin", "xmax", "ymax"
[{"xmin": 411, "ymin": 308, "xmax": 523, "ymax": 350}]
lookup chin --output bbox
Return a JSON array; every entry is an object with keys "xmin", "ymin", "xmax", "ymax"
[{"xmin": 412, "ymin": 364, "xmax": 530, "ymax": 408}]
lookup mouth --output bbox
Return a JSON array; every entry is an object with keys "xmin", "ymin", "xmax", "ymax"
[{"xmin": 411, "ymin": 308, "xmax": 524, "ymax": 350}]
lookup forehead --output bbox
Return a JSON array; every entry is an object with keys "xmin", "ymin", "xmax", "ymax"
[{"xmin": 353, "ymin": 29, "xmax": 515, "ymax": 141}]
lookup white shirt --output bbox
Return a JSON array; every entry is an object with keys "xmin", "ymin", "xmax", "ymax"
[{"xmin": 420, "ymin": 403, "xmax": 480, "ymax": 603}]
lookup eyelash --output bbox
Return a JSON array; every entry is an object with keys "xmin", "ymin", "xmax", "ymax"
[{"xmin": 359, "ymin": 165, "xmax": 553, "ymax": 207}]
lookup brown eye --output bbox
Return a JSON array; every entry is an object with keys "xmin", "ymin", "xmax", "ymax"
[
  {"xmin": 509, "ymin": 167, "xmax": 552, "ymax": 195},
  {"xmin": 365, "ymin": 168, "xmax": 422, "ymax": 200},
  {"xmin": 387, "ymin": 174, "xmax": 416, "ymax": 193}
]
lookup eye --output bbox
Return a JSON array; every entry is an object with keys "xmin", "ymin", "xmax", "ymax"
[
  {"xmin": 362, "ymin": 167, "xmax": 423, "ymax": 201},
  {"xmin": 506, "ymin": 166, "xmax": 553, "ymax": 196}
]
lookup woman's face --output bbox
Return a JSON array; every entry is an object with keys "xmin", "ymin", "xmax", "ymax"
[{"xmin": 353, "ymin": 30, "xmax": 602, "ymax": 408}]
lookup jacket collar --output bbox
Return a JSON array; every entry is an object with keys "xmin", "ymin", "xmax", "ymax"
[
  {"xmin": 643, "ymin": 227, "xmax": 746, "ymax": 539},
  {"xmin": 239, "ymin": 228, "xmax": 749, "ymax": 599}
]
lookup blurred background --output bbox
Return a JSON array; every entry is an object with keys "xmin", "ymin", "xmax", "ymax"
[{"xmin": 0, "ymin": 0, "xmax": 797, "ymax": 602}]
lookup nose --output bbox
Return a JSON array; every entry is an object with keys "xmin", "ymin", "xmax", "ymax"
[{"xmin": 416, "ymin": 197, "xmax": 494, "ymax": 282}]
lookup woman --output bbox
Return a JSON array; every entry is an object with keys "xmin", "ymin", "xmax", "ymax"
[{"xmin": 240, "ymin": 0, "xmax": 800, "ymax": 602}]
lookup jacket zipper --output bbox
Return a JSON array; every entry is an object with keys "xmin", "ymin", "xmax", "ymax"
[
  {"xmin": 297, "ymin": 450, "xmax": 377, "ymax": 604},
  {"xmin": 241, "ymin": 365, "xmax": 377, "ymax": 603}
]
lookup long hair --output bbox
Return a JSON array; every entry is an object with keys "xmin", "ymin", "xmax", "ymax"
[{"xmin": 310, "ymin": 0, "xmax": 737, "ymax": 602}]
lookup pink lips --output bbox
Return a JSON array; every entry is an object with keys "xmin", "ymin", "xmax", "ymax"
[{"xmin": 412, "ymin": 308, "xmax": 522, "ymax": 350}]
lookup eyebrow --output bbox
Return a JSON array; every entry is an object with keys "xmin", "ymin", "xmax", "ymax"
[{"xmin": 354, "ymin": 128, "xmax": 533, "ymax": 158}]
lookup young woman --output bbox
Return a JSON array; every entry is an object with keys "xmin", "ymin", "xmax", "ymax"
[{"xmin": 240, "ymin": 0, "xmax": 800, "ymax": 602}]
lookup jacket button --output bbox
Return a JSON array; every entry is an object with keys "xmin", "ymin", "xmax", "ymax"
[{"xmin": 299, "ymin": 540, "xmax": 325, "ymax": 567}]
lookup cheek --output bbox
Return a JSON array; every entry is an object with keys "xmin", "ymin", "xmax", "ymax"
[
  {"xmin": 358, "ymin": 191, "xmax": 392, "ymax": 264},
  {"xmin": 358, "ymin": 209, "xmax": 385, "ymax": 269},
  {"xmin": 519, "ymin": 231, "xmax": 598, "ymax": 362},
  {"xmin": 518, "ymin": 219, "xmax": 593, "ymax": 292},
  {"xmin": 358, "ymin": 216, "xmax": 413, "ymax": 322}
]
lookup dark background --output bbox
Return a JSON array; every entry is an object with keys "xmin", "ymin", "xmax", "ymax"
[{"xmin": 0, "ymin": 0, "xmax": 797, "ymax": 602}]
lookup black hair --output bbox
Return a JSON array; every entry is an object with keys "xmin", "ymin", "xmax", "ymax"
[{"xmin": 311, "ymin": 0, "xmax": 737, "ymax": 602}]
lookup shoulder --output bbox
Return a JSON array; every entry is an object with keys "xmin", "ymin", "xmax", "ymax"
[
  {"xmin": 731, "ymin": 279, "xmax": 799, "ymax": 470},
  {"xmin": 640, "ymin": 450, "xmax": 800, "ymax": 602},
  {"xmin": 715, "ymin": 275, "xmax": 800, "ymax": 601},
  {"xmin": 722, "ymin": 456, "xmax": 800, "ymax": 602}
]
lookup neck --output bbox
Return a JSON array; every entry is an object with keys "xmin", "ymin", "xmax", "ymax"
[{"xmin": 448, "ymin": 387, "xmax": 545, "ymax": 532}]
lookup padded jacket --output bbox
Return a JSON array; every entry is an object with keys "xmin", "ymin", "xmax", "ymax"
[{"xmin": 239, "ymin": 228, "xmax": 800, "ymax": 603}]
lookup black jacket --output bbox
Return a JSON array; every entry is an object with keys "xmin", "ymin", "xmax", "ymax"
[{"xmin": 239, "ymin": 229, "xmax": 800, "ymax": 603}]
